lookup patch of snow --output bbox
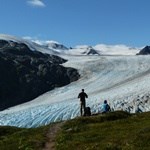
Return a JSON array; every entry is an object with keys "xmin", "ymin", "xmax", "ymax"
[{"xmin": 94, "ymin": 44, "xmax": 140, "ymax": 55}]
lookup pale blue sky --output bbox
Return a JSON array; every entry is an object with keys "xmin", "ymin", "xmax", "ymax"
[{"xmin": 0, "ymin": 0, "xmax": 150, "ymax": 47}]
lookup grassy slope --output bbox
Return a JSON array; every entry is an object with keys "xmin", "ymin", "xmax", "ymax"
[
  {"xmin": 56, "ymin": 111, "xmax": 150, "ymax": 150},
  {"xmin": 0, "ymin": 111, "xmax": 150, "ymax": 150},
  {"xmin": 0, "ymin": 125, "xmax": 50, "ymax": 150}
]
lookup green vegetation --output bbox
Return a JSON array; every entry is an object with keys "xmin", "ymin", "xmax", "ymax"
[
  {"xmin": 0, "ymin": 125, "xmax": 49, "ymax": 150},
  {"xmin": 56, "ymin": 111, "xmax": 150, "ymax": 150},
  {"xmin": 0, "ymin": 111, "xmax": 150, "ymax": 150}
]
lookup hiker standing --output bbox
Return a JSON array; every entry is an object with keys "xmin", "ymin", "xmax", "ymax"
[{"xmin": 78, "ymin": 89, "xmax": 88, "ymax": 116}]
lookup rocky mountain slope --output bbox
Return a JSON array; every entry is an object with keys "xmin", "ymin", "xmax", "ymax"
[
  {"xmin": 137, "ymin": 46, "xmax": 150, "ymax": 55},
  {"xmin": 0, "ymin": 39, "xmax": 80, "ymax": 110}
]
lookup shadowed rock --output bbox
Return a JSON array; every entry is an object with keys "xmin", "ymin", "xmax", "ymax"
[
  {"xmin": 0, "ymin": 40, "xmax": 80, "ymax": 110},
  {"xmin": 137, "ymin": 46, "xmax": 150, "ymax": 55}
]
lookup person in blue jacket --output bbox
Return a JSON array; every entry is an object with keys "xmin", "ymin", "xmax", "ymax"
[{"xmin": 102, "ymin": 100, "xmax": 111, "ymax": 113}]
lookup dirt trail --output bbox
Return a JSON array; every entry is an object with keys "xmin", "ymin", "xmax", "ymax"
[{"xmin": 43, "ymin": 122, "xmax": 64, "ymax": 150}]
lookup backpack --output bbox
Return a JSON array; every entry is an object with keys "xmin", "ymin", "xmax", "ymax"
[
  {"xmin": 84, "ymin": 107, "xmax": 91, "ymax": 116},
  {"xmin": 106, "ymin": 104, "xmax": 111, "ymax": 112}
]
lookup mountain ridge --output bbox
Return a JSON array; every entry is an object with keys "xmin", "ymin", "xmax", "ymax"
[
  {"xmin": 0, "ymin": 34, "xmax": 141, "ymax": 56},
  {"xmin": 0, "ymin": 37, "xmax": 80, "ymax": 110}
]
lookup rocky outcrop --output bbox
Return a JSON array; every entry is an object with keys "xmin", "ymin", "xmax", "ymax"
[
  {"xmin": 0, "ymin": 40, "xmax": 80, "ymax": 110},
  {"xmin": 82, "ymin": 46, "xmax": 100, "ymax": 55},
  {"xmin": 137, "ymin": 46, "xmax": 150, "ymax": 55}
]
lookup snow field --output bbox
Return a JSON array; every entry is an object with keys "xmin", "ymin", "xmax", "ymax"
[{"xmin": 0, "ymin": 55, "xmax": 150, "ymax": 127}]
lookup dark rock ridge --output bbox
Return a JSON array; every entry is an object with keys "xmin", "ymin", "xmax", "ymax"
[
  {"xmin": 0, "ymin": 40, "xmax": 80, "ymax": 111},
  {"xmin": 137, "ymin": 46, "xmax": 150, "ymax": 55},
  {"xmin": 82, "ymin": 46, "xmax": 100, "ymax": 55}
]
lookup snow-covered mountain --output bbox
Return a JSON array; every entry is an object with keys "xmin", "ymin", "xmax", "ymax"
[
  {"xmin": 43, "ymin": 41, "xmax": 68, "ymax": 50},
  {"xmin": 68, "ymin": 46, "xmax": 100, "ymax": 55},
  {"xmin": 30, "ymin": 39, "xmax": 69, "ymax": 54},
  {"xmin": 0, "ymin": 34, "xmax": 58, "ymax": 55},
  {"xmin": 0, "ymin": 34, "xmax": 149, "ymax": 128},
  {"xmin": 82, "ymin": 47, "xmax": 100, "ymax": 55},
  {"xmin": 64, "ymin": 44, "xmax": 140, "ymax": 56},
  {"xmin": 0, "ymin": 34, "xmax": 140, "ymax": 56},
  {"xmin": 93, "ymin": 44, "xmax": 140, "ymax": 55}
]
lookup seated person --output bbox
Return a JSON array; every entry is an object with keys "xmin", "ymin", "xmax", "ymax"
[{"xmin": 101, "ymin": 100, "xmax": 111, "ymax": 113}]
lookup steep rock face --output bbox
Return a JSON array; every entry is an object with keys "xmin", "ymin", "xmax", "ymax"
[
  {"xmin": 0, "ymin": 40, "xmax": 80, "ymax": 110},
  {"xmin": 137, "ymin": 46, "xmax": 150, "ymax": 55}
]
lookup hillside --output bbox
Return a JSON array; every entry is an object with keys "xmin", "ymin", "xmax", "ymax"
[
  {"xmin": 0, "ymin": 38, "xmax": 80, "ymax": 110},
  {"xmin": 0, "ymin": 111, "xmax": 150, "ymax": 150},
  {"xmin": 56, "ymin": 111, "xmax": 150, "ymax": 150}
]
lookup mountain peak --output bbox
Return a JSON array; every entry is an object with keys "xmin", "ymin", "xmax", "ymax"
[
  {"xmin": 45, "ymin": 41, "xmax": 68, "ymax": 50},
  {"xmin": 82, "ymin": 46, "xmax": 100, "ymax": 55},
  {"xmin": 137, "ymin": 45, "xmax": 150, "ymax": 55}
]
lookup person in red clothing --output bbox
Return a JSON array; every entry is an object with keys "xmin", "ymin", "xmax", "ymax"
[{"xmin": 78, "ymin": 89, "xmax": 88, "ymax": 116}]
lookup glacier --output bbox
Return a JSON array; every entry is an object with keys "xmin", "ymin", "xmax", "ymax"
[
  {"xmin": 0, "ymin": 54, "xmax": 150, "ymax": 128},
  {"xmin": 0, "ymin": 34, "xmax": 149, "ymax": 128}
]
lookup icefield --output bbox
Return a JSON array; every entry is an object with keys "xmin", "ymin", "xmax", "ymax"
[
  {"xmin": 0, "ymin": 54, "xmax": 150, "ymax": 128},
  {"xmin": 0, "ymin": 34, "xmax": 149, "ymax": 128}
]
